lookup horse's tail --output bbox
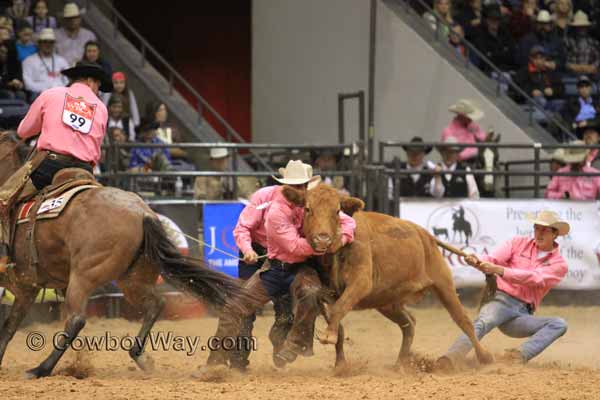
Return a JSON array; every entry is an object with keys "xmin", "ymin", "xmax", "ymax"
[{"xmin": 141, "ymin": 215, "xmax": 256, "ymax": 316}]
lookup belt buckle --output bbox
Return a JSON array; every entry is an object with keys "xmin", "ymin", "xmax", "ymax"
[{"xmin": 48, "ymin": 153, "xmax": 57, "ymax": 160}]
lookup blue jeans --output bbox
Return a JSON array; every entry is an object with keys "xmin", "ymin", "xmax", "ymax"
[{"xmin": 446, "ymin": 292, "xmax": 567, "ymax": 361}]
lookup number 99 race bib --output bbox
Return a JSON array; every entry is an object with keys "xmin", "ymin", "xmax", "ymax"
[{"xmin": 62, "ymin": 93, "xmax": 97, "ymax": 134}]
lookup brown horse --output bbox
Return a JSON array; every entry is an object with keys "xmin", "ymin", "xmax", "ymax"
[
  {"xmin": 0, "ymin": 132, "xmax": 254, "ymax": 378},
  {"xmin": 282, "ymin": 183, "xmax": 493, "ymax": 368}
]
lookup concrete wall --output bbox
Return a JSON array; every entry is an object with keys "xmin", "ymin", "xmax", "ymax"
[{"xmin": 252, "ymin": 0, "xmax": 535, "ymax": 162}]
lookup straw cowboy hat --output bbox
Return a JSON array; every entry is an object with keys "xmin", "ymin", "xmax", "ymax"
[
  {"xmin": 436, "ymin": 136, "xmax": 462, "ymax": 152},
  {"xmin": 570, "ymin": 10, "xmax": 592, "ymax": 27},
  {"xmin": 272, "ymin": 160, "xmax": 321, "ymax": 186},
  {"xmin": 527, "ymin": 210, "xmax": 570, "ymax": 236},
  {"xmin": 551, "ymin": 148, "xmax": 565, "ymax": 163},
  {"xmin": 210, "ymin": 148, "xmax": 229, "ymax": 159},
  {"xmin": 536, "ymin": 10, "xmax": 553, "ymax": 23},
  {"xmin": 448, "ymin": 99, "xmax": 484, "ymax": 121},
  {"xmin": 561, "ymin": 140, "xmax": 589, "ymax": 163},
  {"xmin": 37, "ymin": 28, "xmax": 55, "ymax": 42},
  {"xmin": 63, "ymin": 3, "xmax": 82, "ymax": 18},
  {"xmin": 61, "ymin": 61, "xmax": 113, "ymax": 92}
]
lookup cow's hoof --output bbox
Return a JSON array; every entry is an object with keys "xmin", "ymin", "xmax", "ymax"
[
  {"xmin": 477, "ymin": 349, "xmax": 495, "ymax": 365},
  {"xmin": 318, "ymin": 330, "xmax": 339, "ymax": 345},
  {"xmin": 24, "ymin": 366, "xmax": 48, "ymax": 379}
]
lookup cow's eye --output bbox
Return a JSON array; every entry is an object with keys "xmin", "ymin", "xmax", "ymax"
[{"xmin": 305, "ymin": 207, "xmax": 311, "ymax": 213}]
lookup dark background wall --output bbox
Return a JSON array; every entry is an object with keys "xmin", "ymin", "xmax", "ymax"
[{"xmin": 115, "ymin": 0, "xmax": 252, "ymax": 142}]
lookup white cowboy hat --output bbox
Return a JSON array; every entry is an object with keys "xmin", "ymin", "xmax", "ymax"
[
  {"xmin": 536, "ymin": 10, "xmax": 553, "ymax": 23},
  {"xmin": 37, "ymin": 28, "xmax": 55, "ymax": 42},
  {"xmin": 570, "ymin": 10, "xmax": 592, "ymax": 27},
  {"xmin": 551, "ymin": 148, "xmax": 565, "ymax": 163},
  {"xmin": 562, "ymin": 140, "xmax": 589, "ymax": 163},
  {"xmin": 63, "ymin": 3, "xmax": 82, "ymax": 18},
  {"xmin": 448, "ymin": 99, "xmax": 484, "ymax": 121},
  {"xmin": 527, "ymin": 210, "xmax": 570, "ymax": 236},
  {"xmin": 209, "ymin": 148, "xmax": 229, "ymax": 159},
  {"xmin": 272, "ymin": 160, "xmax": 321, "ymax": 186}
]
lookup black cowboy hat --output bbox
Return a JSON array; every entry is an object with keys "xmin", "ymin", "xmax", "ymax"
[
  {"xmin": 310, "ymin": 148, "xmax": 343, "ymax": 164},
  {"xmin": 402, "ymin": 136, "xmax": 432, "ymax": 154},
  {"xmin": 61, "ymin": 61, "xmax": 113, "ymax": 92}
]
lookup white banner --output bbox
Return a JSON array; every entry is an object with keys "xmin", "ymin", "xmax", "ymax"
[{"xmin": 399, "ymin": 199, "xmax": 600, "ymax": 290}]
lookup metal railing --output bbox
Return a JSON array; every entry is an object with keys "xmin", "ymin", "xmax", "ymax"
[
  {"xmin": 391, "ymin": 0, "xmax": 577, "ymax": 142},
  {"xmin": 90, "ymin": 0, "xmax": 274, "ymax": 172}
]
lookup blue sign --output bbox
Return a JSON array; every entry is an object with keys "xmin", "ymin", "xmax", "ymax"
[{"xmin": 202, "ymin": 203, "xmax": 245, "ymax": 277}]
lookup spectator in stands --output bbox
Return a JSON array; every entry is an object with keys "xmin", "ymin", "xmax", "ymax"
[
  {"xmin": 448, "ymin": 23, "xmax": 466, "ymax": 57},
  {"xmin": 311, "ymin": 148, "xmax": 348, "ymax": 194},
  {"xmin": 0, "ymin": 41, "xmax": 24, "ymax": 100},
  {"xmin": 472, "ymin": 4, "xmax": 516, "ymax": 74},
  {"xmin": 14, "ymin": 21, "xmax": 36, "ymax": 62},
  {"xmin": 441, "ymin": 98, "xmax": 487, "ymax": 163},
  {"xmin": 143, "ymin": 100, "xmax": 188, "ymax": 161},
  {"xmin": 561, "ymin": 75, "xmax": 600, "ymax": 131},
  {"xmin": 101, "ymin": 71, "xmax": 140, "ymax": 127},
  {"xmin": 395, "ymin": 136, "xmax": 435, "ymax": 197},
  {"xmin": 455, "ymin": 0, "xmax": 482, "ymax": 39},
  {"xmin": 511, "ymin": 46, "xmax": 564, "ymax": 119},
  {"xmin": 5, "ymin": 0, "xmax": 28, "ymax": 23},
  {"xmin": 193, "ymin": 148, "xmax": 259, "ymax": 200},
  {"xmin": 55, "ymin": 2, "xmax": 96, "ymax": 66},
  {"xmin": 546, "ymin": 140, "xmax": 600, "ymax": 199},
  {"xmin": 22, "ymin": 28, "xmax": 68, "ymax": 97},
  {"xmin": 550, "ymin": 148, "xmax": 566, "ymax": 172},
  {"xmin": 509, "ymin": 0, "xmax": 538, "ymax": 41},
  {"xmin": 0, "ymin": 16, "xmax": 14, "ymax": 40},
  {"xmin": 431, "ymin": 137, "xmax": 480, "ymax": 199},
  {"xmin": 26, "ymin": 0, "xmax": 57, "ymax": 34},
  {"xmin": 81, "ymin": 40, "xmax": 112, "ymax": 77},
  {"xmin": 105, "ymin": 126, "xmax": 130, "ymax": 171},
  {"xmin": 128, "ymin": 122, "xmax": 172, "ymax": 172},
  {"xmin": 564, "ymin": 11, "xmax": 599, "ymax": 78},
  {"xmin": 581, "ymin": 122, "xmax": 599, "ymax": 165},
  {"xmin": 107, "ymin": 94, "xmax": 136, "ymax": 142},
  {"xmin": 423, "ymin": 0, "xmax": 453, "ymax": 38},
  {"xmin": 517, "ymin": 10, "xmax": 566, "ymax": 72},
  {"xmin": 552, "ymin": 0, "xmax": 573, "ymax": 39}
]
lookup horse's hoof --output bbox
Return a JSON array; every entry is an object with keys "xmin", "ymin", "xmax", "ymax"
[
  {"xmin": 318, "ymin": 330, "xmax": 338, "ymax": 345},
  {"xmin": 134, "ymin": 353, "xmax": 155, "ymax": 373},
  {"xmin": 24, "ymin": 367, "xmax": 47, "ymax": 379}
]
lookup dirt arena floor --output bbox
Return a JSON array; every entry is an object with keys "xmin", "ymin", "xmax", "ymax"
[{"xmin": 0, "ymin": 305, "xmax": 599, "ymax": 400}]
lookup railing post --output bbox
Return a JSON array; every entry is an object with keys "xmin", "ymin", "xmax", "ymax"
[
  {"xmin": 533, "ymin": 143, "xmax": 541, "ymax": 198},
  {"xmin": 338, "ymin": 94, "xmax": 345, "ymax": 144},
  {"xmin": 503, "ymin": 162, "xmax": 510, "ymax": 198},
  {"xmin": 358, "ymin": 90, "xmax": 366, "ymax": 147},
  {"xmin": 366, "ymin": 168, "xmax": 374, "ymax": 211},
  {"xmin": 349, "ymin": 145, "xmax": 356, "ymax": 196},
  {"xmin": 393, "ymin": 159, "xmax": 401, "ymax": 217},
  {"xmin": 232, "ymin": 150, "xmax": 239, "ymax": 199},
  {"xmin": 379, "ymin": 142, "xmax": 385, "ymax": 164}
]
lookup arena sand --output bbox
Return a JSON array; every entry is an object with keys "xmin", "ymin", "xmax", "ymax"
[{"xmin": 0, "ymin": 305, "xmax": 599, "ymax": 400}]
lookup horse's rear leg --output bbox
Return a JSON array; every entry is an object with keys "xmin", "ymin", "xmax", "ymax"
[
  {"xmin": 0, "ymin": 286, "xmax": 38, "ymax": 366},
  {"xmin": 25, "ymin": 276, "xmax": 94, "ymax": 379},
  {"xmin": 377, "ymin": 304, "xmax": 416, "ymax": 367},
  {"xmin": 117, "ymin": 263, "xmax": 163, "ymax": 372}
]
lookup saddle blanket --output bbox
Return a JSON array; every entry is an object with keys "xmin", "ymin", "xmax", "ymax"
[{"xmin": 16, "ymin": 185, "xmax": 98, "ymax": 225}]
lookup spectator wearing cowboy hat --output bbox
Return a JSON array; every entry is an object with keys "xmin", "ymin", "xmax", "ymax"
[
  {"xmin": 55, "ymin": 2, "xmax": 96, "ymax": 66},
  {"xmin": 471, "ymin": 4, "xmax": 516, "ymax": 75},
  {"xmin": 431, "ymin": 137, "xmax": 480, "ymax": 199},
  {"xmin": 550, "ymin": 147, "xmax": 566, "ymax": 172},
  {"xmin": 565, "ymin": 11, "xmax": 600, "ymax": 78},
  {"xmin": 22, "ymin": 28, "xmax": 69, "ymax": 98},
  {"xmin": 441, "ymin": 99, "xmax": 488, "ymax": 163},
  {"xmin": 311, "ymin": 148, "xmax": 347, "ymax": 194},
  {"xmin": 439, "ymin": 210, "xmax": 569, "ymax": 368},
  {"xmin": 389, "ymin": 136, "xmax": 436, "ymax": 198},
  {"xmin": 193, "ymin": 148, "xmax": 259, "ymax": 201},
  {"xmin": 546, "ymin": 140, "xmax": 600, "ymax": 199},
  {"xmin": 561, "ymin": 75, "xmax": 600, "ymax": 131},
  {"xmin": 517, "ymin": 10, "xmax": 566, "ymax": 71}
]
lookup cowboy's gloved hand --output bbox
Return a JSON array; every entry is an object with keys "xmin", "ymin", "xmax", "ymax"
[
  {"xmin": 464, "ymin": 254, "xmax": 481, "ymax": 267},
  {"xmin": 243, "ymin": 250, "xmax": 259, "ymax": 264}
]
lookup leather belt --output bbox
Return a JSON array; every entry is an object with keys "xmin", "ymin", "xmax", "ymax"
[
  {"xmin": 47, "ymin": 152, "xmax": 93, "ymax": 167},
  {"xmin": 498, "ymin": 290, "xmax": 535, "ymax": 314},
  {"xmin": 268, "ymin": 258, "xmax": 302, "ymax": 271}
]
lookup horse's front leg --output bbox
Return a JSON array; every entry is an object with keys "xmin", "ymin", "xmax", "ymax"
[{"xmin": 0, "ymin": 285, "xmax": 39, "ymax": 367}]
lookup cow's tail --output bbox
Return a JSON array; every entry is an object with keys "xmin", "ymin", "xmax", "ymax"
[
  {"xmin": 432, "ymin": 236, "xmax": 497, "ymax": 310},
  {"xmin": 141, "ymin": 215, "xmax": 258, "ymax": 316}
]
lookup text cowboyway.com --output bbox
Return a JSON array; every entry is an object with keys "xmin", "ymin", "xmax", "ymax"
[{"xmin": 25, "ymin": 331, "xmax": 257, "ymax": 356}]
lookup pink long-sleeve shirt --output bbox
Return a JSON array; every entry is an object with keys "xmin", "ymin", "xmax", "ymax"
[
  {"xmin": 441, "ymin": 117, "xmax": 487, "ymax": 161},
  {"xmin": 481, "ymin": 236, "xmax": 567, "ymax": 310},
  {"xmin": 545, "ymin": 165, "xmax": 600, "ymax": 200},
  {"xmin": 265, "ymin": 186, "xmax": 356, "ymax": 264},
  {"xmin": 17, "ymin": 83, "xmax": 108, "ymax": 164},
  {"xmin": 233, "ymin": 185, "xmax": 279, "ymax": 254}
]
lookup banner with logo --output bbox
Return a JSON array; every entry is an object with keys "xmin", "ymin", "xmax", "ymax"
[
  {"xmin": 399, "ymin": 199, "xmax": 600, "ymax": 290},
  {"xmin": 202, "ymin": 203, "xmax": 245, "ymax": 277}
]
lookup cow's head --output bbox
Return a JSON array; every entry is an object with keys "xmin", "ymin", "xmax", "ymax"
[{"xmin": 282, "ymin": 183, "xmax": 364, "ymax": 252}]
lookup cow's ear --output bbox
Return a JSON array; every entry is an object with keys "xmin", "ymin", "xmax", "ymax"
[
  {"xmin": 282, "ymin": 185, "xmax": 306, "ymax": 206},
  {"xmin": 340, "ymin": 196, "xmax": 365, "ymax": 216}
]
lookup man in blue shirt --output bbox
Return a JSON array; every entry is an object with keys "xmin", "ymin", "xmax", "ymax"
[
  {"xmin": 128, "ymin": 122, "xmax": 172, "ymax": 171},
  {"xmin": 562, "ymin": 75, "xmax": 600, "ymax": 134}
]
